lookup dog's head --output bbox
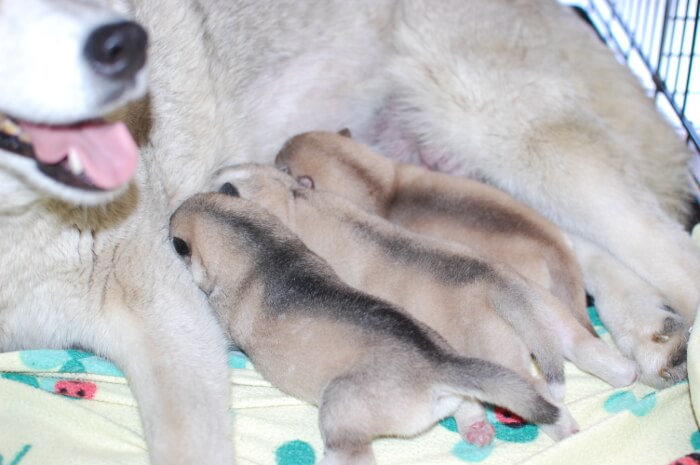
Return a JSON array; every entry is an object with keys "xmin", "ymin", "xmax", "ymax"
[
  {"xmin": 169, "ymin": 192, "xmax": 257, "ymax": 297},
  {"xmin": 274, "ymin": 129, "xmax": 394, "ymax": 213},
  {"xmin": 211, "ymin": 163, "xmax": 311, "ymax": 226},
  {"xmin": 0, "ymin": 0, "xmax": 148, "ymax": 205}
]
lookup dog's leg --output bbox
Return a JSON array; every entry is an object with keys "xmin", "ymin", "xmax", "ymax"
[
  {"xmin": 573, "ymin": 237, "xmax": 688, "ymax": 387},
  {"xmin": 555, "ymin": 176, "xmax": 700, "ymax": 327},
  {"xmin": 385, "ymin": 0, "xmax": 700, "ymax": 335},
  {"xmin": 89, "ymin": 225, "xmax": 233, "ymax": 465}
]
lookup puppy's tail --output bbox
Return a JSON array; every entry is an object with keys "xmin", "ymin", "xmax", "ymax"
[
  {"xmin": 488, "ymin": 279, "xmax": 566, "ymax": 391},
  {"xmin": 438, "ymin": 356, "xmax": 559, "ymax": 425}
]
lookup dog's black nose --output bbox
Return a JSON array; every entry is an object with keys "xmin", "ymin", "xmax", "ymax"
[
  {"xmin": 219, "ymin": 183, "xmax": 240, "ymax": 197},
  {"xmin": 84, "ymin": 21, "xmax": 148, "ymax": 80}
]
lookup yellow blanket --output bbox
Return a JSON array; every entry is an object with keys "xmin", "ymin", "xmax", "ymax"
[{"xmin": 1, "ymin": 311, "xmax": 698, "ymax": 465}]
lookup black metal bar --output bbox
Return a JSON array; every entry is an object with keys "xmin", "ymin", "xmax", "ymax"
[
  {"xmin": 680, "ymin": 2, "xmax": 698, "ymax": 117},
  {"xmin": 595, "ymin": 0, "xmax": 699, "ymax": 152},
  {"xmin": 670, "ymin": 0, "xmax": 690, "ymax": 99}
]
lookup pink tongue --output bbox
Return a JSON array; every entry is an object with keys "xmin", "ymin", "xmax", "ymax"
[{"xmin": 18, "ymin": 120, "xmax": 139, "ymax": 190}]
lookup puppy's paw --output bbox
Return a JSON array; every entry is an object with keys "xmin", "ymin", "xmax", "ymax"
[
  {"xmin": 538, "ymin": 405, "xmax": 579, "ymax": 441},
  {"xmin": 454, "ymin": 402, "xmax": 493, "ymax": 446},
  {"xmin": 462, "ymin": 420, "xmax": 495, "ymax": 447}
]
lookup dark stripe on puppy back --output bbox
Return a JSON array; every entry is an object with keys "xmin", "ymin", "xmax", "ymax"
[
  {"xmin": 201, "ymin": 200, "xmax": 447, "ymax": 359},
  {"xmin": 391, "ymin": 188, "xmax": 547, "ymax": 240},
  {"xmin": 347, "ymin": 217, "xmax": 496, "ymax": 285},
  {"xmin": 271, "ymin": 266, "xmax": 448, "ymax": 360}
]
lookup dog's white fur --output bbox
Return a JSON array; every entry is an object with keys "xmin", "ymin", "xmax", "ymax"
[{"xmin": 1, "ymin": 0, "xmax": 699, "ymax": 463}]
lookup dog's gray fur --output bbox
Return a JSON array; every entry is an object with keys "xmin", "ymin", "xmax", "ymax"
[{"xmin": 1, "ymin": 0, "xmax": 698, "ymax": 462}]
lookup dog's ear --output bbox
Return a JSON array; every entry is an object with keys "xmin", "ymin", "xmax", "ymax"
[
  {"xmin": 338, "ymin": 128, "xmax": 352, "ymax": 138},
  {"xmin": 297, "ymin": 175, "xmax": 315, "ymax": 189},
  {"xmin": 219, "ymin": 182, "xmax": 240, "ymax": 197}
]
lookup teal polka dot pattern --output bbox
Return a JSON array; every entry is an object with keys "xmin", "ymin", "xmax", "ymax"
[
  {"xmin": 1, "ymin": 373, "xmax": 39, "ymax": 389},
  {"xmin": 228, "ymin": 352, "xmax": 250, "ymax": 369},
  {"xmin": 452, "ymin": 440, "xmax": 493, "ymax": 462},
  {"xmin": 440, "ymin": 416, "xmax": 458, "ymax": 433},
  {"xmin": 588, "ymin": 306, "xmax": 608, "ymax": 335},
  {"xmin": 691, "ymin": 430, "xmax": 700, "ymax": 450},
  {"xmin": 19, "ymin": 350, "xmax": 122, "ymax": 376},
  {"xmin": 604, "ymin": 391, "xmax": 657, "ymax": 417},
  {"xmin": 275, "ymin": 440, "xmax": 316, "ymax": 465}
]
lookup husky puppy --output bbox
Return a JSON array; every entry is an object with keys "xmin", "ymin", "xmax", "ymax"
[
  {"xmin": 212, "ymin": 164, "xmax": 639, "ymax": 441},
  {"xmin": 170, "ymin": 191, "xmax": 562, "ymax": 463},
  {"xmin": 276, "ymin": 130, "xmax": 589, "ymax": 330}
]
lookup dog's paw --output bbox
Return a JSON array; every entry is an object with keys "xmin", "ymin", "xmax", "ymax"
[
  {"xmin": 632, "ymin": 309, "xmax": 689, "ymax": 388},
  {"xmin": 605, "ymin": 302, "xmax": 689, "ymax": 388}
]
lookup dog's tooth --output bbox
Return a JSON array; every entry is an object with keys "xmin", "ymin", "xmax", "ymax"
[
  {"xmin": 0, "ymin": 118, "xmax": 21, "ymax": 137},
  {"xmin": 68, "ymin": 149, "xmax": 84, "ymax": 176}
]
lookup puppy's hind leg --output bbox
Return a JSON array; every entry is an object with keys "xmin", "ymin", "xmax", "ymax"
[
  {"xmin": 317, "ymin": 374, "xmax": 379, "ymax": 465},
  {"xmin": 523, "ymin": 280, "xmax": 638, "ymax": 388},
  {"xmin": 453, "ymin": 401, "xmax": 494, "ymax": 447},
  {"xmin": 318, "ymin": 365, "xmax": 464, "ymax": 465}
]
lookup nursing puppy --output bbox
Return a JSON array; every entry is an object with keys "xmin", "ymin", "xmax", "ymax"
[
  {"xmin": 169, "ymin": 191, "xmax": 561, "ymax": 464},
  {"xmin": 212, "ymin": 164, "xmax": 638, "ymax": 441},
  {"xmin": 276, "ymin": 130, "xmax": 589, "ymax": 329}
]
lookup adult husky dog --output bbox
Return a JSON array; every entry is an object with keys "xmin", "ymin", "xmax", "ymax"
[{"xmin": 1, "ymin": 0, "xmax": 698, "ymax": 463}]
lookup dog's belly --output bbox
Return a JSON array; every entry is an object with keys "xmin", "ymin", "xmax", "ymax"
[{"xmin": 237, "ymin": 49, "xmax": 390, "ymax": 165}]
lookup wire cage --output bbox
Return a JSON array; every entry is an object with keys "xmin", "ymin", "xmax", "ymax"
[{"xmin": 562, "ymin": 0, "xmax": 700, "ymax": 193}]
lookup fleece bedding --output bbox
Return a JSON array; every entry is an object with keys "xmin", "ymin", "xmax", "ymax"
[{"xmin": 0, "ymin": 304, "xmax": 698, "ymax": 465}]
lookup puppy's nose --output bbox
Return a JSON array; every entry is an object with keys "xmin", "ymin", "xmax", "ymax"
[
  {"xmin": 219, "ymin": 183, "xmax": 240, "ymax": 197},
  {"xmin": 84, "ymin": 21, "xmax": 148, "ymax": 80}
]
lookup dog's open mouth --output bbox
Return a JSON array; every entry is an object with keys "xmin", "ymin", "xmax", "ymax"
[{"xmin": 0, "ymin": 113, "xmax": 138, "ymax": 191}]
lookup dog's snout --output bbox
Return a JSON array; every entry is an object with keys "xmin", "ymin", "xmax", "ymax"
[{"xmin": 84, "ymin": 21, "xmax": 148, "ymax": 80}]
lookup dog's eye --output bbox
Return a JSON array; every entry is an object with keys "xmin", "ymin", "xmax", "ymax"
[
  {"xmin": 172, "ymin": 237, "xmax": 191, "ymax": 257},
  {"xmin": 219, "ymin": 182, "xmax": 239, "ymax": 197}
]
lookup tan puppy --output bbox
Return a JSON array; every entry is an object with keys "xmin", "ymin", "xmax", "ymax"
[
  {"xmin": 211, "ymin": 164, "xmax": 638, "ymax": 442},
  {"xmin": 275, "ymin": 130, "xmax": 589, "ymax": 330},
  {"xmin": 170, "ymin": 191, "xmax": 560, "ymax": 464}
]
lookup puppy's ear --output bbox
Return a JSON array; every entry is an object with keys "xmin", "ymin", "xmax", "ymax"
[
  {"xmin": 297, "ymin": 175, "xmax": 315, "ymax": 189},
  {"xmin": 338, "ymin": 128, "xmax": 352, "ymax": 138},
  {"xmin": 219, "ymin": 182, "xmax": 240, "ymax": 197}
]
